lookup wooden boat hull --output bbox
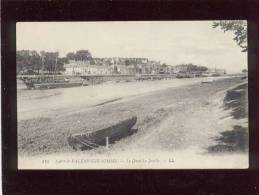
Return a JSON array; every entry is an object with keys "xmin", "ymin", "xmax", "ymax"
[
  {"xmin": 21, "ymin": 76, "xmax": 87, "ymax": 89},
  {"xmin": 67, "ymin": 116, "xmax": 137, "ymax": 150},
  {"xmin": 33, "ymin": 82, "xmax": 83, "ymax": 89}
]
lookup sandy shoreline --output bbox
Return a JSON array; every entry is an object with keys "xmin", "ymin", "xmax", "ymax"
[
  {"xmin": 17, "ymin": 77, "xmax": 227, "ymax": 120},
  {"xmin": 17, "ymin": 76, "xmax": 249, "ymax": 169},
  {"xmin": 18, "ymin": 76, "xmax": 248, "ymax": 153}
]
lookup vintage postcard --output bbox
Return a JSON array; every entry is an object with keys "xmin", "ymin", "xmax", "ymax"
[{"xmin": 17, "ymin": 21, "xmax": 248, "ymax": 169}]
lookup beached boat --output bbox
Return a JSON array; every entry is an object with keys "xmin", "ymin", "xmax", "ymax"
[
  {"xmin": 22, "ymin": 76, "xmax": 87, "ymax": 89},
  {"xmin": 20, "ymin": 53, "xmax": 89, "ymax": 89},
  {"xmin": 67, "ymin": 116, "xmax": 137, "ymax": 150},
  {"xmin": 201, "ymin": 78, "xmax": 214, "ymax": 83},
  {"xmin": 33, "ymin": 82, "xmax": 84, "ymax": 89}
]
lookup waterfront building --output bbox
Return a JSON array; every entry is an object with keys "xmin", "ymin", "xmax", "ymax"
[
  {"xmin": 113, "ymin": 64, "xmax": 136, "ymax": 75},
  {"xmin": 138, "ymin": 61, "xmax": 161, "ymax": 74},
  {"xmin": 64, "ymin": 58, "xmax": 187, "ymax": 76},
  {"xmin": 64, "ymin": 60, "xmax": 113, "ymax": 75},
  {"xmin": 171, "ymin": 64, "xmax": 189, "ymax": 73},
  {"xmin": 204, "ymin": 68, "xmax": 226, "ymax": 76}
]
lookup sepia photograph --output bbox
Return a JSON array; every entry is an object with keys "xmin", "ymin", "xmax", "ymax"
[{"xmin": 16, "ymin": 21, "xmax": 248, "ymax": 169}]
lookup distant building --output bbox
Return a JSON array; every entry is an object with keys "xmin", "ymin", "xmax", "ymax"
[
  {"xmin": 168, "ymin": 66, "xmax": 176, "ymax": 74},
  {"xmin": 64, "ymin": 60, "xmax": 113, "ymax": 75},
  {"xmin": 64, "ymin": 60, "xmax": 90, "ymax": 75},
  {"xmin": 159, "ymin": 64, "xmax": 174, "ymax": 74},
  {"xmin": 171, "ymin": 65, "xmax": 189, "ymax": 73},
  {"xmin": 113, "ymin": 64, "xmax": 136, "ymax": 75},
  {"xmin": 64, "ymin": 58, "xmax": 183, "ymax": 76},
  {"xmin": 137, "ymin": 61, "xmax": 161, "ymax": 74},
  {"xmin": 204, "ymin": 68, "xmax": 226, "ymax": 76},
  {"xmin": 135, "ymin": 58, "xmax": 148, "ymax": 64},
  {"xmin": 172, "ymin": 64, "xmax": 213, "ymax": 75}
]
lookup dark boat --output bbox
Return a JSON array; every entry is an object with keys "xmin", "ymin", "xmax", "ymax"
[
  {"xmin": 201, "ymin": 78, "xmax": 214, "ymax": 84},
  {"xmin": 20, "ymin": 53, "xmax": 88, "ymax": 90},
  {"xmin": 67, "ymin": 116, "xmax": 137, "ymax": 150},
  {"xmin": 21, "ymin": 75, "xmax": 88, "ymax": 89},
  {"xmin": 33, "ymin": 82, "xmax": 83, "ymax": 89}
]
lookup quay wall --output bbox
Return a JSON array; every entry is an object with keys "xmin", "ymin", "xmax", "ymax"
[
  {"xmin": 81, "ymin": 75, "xmax": 136, "ymax": 85},
  {"xmin": 17, "ymin": 74, "xmax": 178, "ymax": 85}
]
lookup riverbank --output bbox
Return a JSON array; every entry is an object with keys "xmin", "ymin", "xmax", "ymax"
[
  {"xmin": 17, "ymin": 77, "xmax": 225, "ymax": 120},
  {"xmin": 18, "ymin": 76, "xmax": 247, "ymax": 158},
  {"xmin": 207, "ymin": 82, "xmax": 248, "ymax": 153}
]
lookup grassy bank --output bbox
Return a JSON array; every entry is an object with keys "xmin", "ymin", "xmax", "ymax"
[{"xmin": 208, "ymin": 83, "xmax": 248, "ymax": 153}]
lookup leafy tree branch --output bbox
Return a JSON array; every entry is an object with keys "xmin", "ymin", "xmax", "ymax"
[{"xmin": 212, "ymin": 20, "xmax": 247, "ymax": 52}]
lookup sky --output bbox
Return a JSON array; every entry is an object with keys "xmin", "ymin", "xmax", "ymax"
[{"xmin": 17, "ymin": 21, "xmax": 247, "ymax": 73}]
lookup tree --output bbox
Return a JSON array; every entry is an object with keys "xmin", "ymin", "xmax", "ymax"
[
  {"xmin": 162, "ymin": 63, "xmax": 167, "ymax": 67},
  {"xmin": 66, "ymin": 52, "xmax": 76, "ymax": 60},
  {"xmin": 75, "ymin": 50, "xmax": 92, "ymax": 61},
  {"xmin": 57, "ymin": 57, "xmax": 68, "ymax": 72},
  {"xmin": 212, "ymin": 20, "xmax": 247, "ymax": 52},
  {"xmin": 17, "ymin": 50, "xmax": 66, "ymax": 74},
  {"xmin": 125, "ymin": 60, "xmax": 131, "ymax": 66},
  {"xmin": 41, "ymin": 52, "xmax": 59, "ymax": 73},
  {"xmin": 17, "ymin": 50, "xmax": 30, "ymax": 73},
  {"xmin": 30, "ymin": 51, "xmax": 42, "ymax": 73},
  {"xmin": 197, "ymin": 66, "xmax": 208, "ymax": 72},
  {"xmin": 16, "ymin": 50, "xmax": 41, "ymax": 74}
]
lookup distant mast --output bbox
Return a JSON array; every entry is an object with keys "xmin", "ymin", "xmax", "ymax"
[
  {"xmin": 40, "ymin": 54, "xmax": 45, "ymax": 82},
  {"xmin": 53, "ymin": 54, "xmax": 58, "ymax": 79}
]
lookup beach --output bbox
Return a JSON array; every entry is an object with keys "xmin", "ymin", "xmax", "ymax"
[{"xmin": 17, "ymin": 76, "xmax": 248, "ymax": 168}]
